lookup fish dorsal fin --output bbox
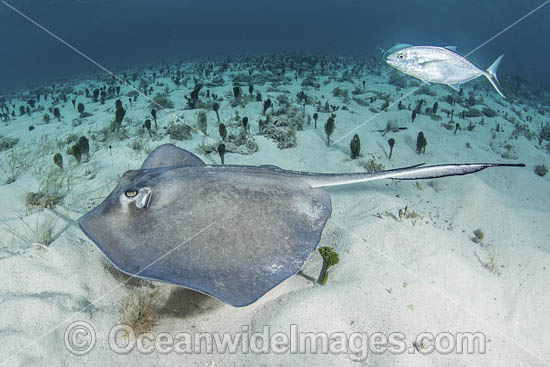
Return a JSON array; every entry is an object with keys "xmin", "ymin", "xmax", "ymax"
[
  {"xmin": 444, "ymin": 45, "xmax": 458, "ymax": 51},
  {"xmin": 141, "ymin": 144, "xmax": 205, "ymax": 169}
]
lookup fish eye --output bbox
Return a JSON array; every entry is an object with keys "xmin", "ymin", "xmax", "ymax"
[
  {"xmin": 398, "ymin": 54, "xmax": 405, "ymax": 59},
  {"xmin": 125, "ymin": 190, "xmax": 138, "ymax": 198}
]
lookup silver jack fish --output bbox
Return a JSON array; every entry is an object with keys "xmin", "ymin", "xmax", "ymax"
[{"xmin": 386, "ymin": 46, "xmax": 505, "ymax": 98}]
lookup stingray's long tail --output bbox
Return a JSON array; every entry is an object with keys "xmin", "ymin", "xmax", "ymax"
[{"xmin": 300, "ymin": 163, "xmax": 525, "ymax": 188}]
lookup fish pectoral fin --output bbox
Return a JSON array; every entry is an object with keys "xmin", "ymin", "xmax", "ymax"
[{"xmin": 447, "ymin": 83, "xmax": 461, "ymax": 91}]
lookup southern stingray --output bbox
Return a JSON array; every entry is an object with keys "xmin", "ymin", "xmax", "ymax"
[{"xmin": 78, "ymin": 144, "xmax": 523, "ymax": 307}]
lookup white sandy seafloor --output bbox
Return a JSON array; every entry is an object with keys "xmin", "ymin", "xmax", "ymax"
[{"xmin": 0, "ymin": 56, "xmax": 549, "ymax": 367}]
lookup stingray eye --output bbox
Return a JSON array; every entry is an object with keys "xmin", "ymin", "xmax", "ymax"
[
  {"xmin": 119, "ymin": 188, "xmax": 152, "ymax": 211},
  {"xmin": 125, "ymin": 190, "xmax": 138, "ymax": 198}
]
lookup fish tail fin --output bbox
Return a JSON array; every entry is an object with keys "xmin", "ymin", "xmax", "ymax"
[{"xmin": 484, "ymin": 54, "xmax": 506, "ymax": 98}]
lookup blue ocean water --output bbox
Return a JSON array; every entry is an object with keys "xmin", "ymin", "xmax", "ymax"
[{"xmin": 1, "ymin": 0, "xmax": 549, "ymax": 93}]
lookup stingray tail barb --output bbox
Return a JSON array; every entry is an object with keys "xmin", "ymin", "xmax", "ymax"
[{"xmin": 305, "ymin": 162, "xmax": 524, "ymax": 188}]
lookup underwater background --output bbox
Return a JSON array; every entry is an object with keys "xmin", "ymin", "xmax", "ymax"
[
  {"xmin": 1, "ymin": 0, "xmax": 549, "ymax": 93},
  {"xmin": 1, "ymin": 0, "xmax": 550, "ymax": 366}
]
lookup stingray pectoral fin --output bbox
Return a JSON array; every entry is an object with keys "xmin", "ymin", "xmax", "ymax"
[{"xmin": 305, "ymin": 163, "xmax": 525, "ymax": 188}]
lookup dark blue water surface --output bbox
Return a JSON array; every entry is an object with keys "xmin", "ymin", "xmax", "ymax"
[{"xmin": 1, "ymin": 0, "xmax": 548, "ymax": 93}]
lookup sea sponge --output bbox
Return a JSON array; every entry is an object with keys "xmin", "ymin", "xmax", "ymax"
[
  {"xmin": 534, "ymin": 164, "xmax": 548, "ymax": 177},
  {"xmin": 350, "ymin": 134, "xmax": 361, "ymax": 159},
  {"xmin": 463, "ymin": 108, "xmax": 481, "ymax": 118},
  {"xmin": 197, "ymin": 110, "xmax": 207, "ymax": 136},
  {"xmin": 482, "ymin": 107, "xmax": 497, "ymax": 117},
  {"xmin": 53, "ymin": 153, "xmax": 63, "ymax": 170},
  {"xmin": 150, "ymin": 93, "xmax": 174, "ymax": 109},
  {"xmin": 0, "ymin": 135, "xmax": 18, "ymax": 152},
  {"xmin": 324, "ymin": 117, "xmax": 335, "ymax": 146},
  {"xmin": 317, "ymin": 247, "xmax": 340, "ymax": 285},
  {"xmin": 260, "ymin": 125, "xmax": 296, "ymax": 149},
  {"xmin": 168, "ymin": 124, "xmax": 192, "ymax": 140},
  {"xmin": 472, "ymin": 229, "xmax": 485, "ymax": 244}
]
